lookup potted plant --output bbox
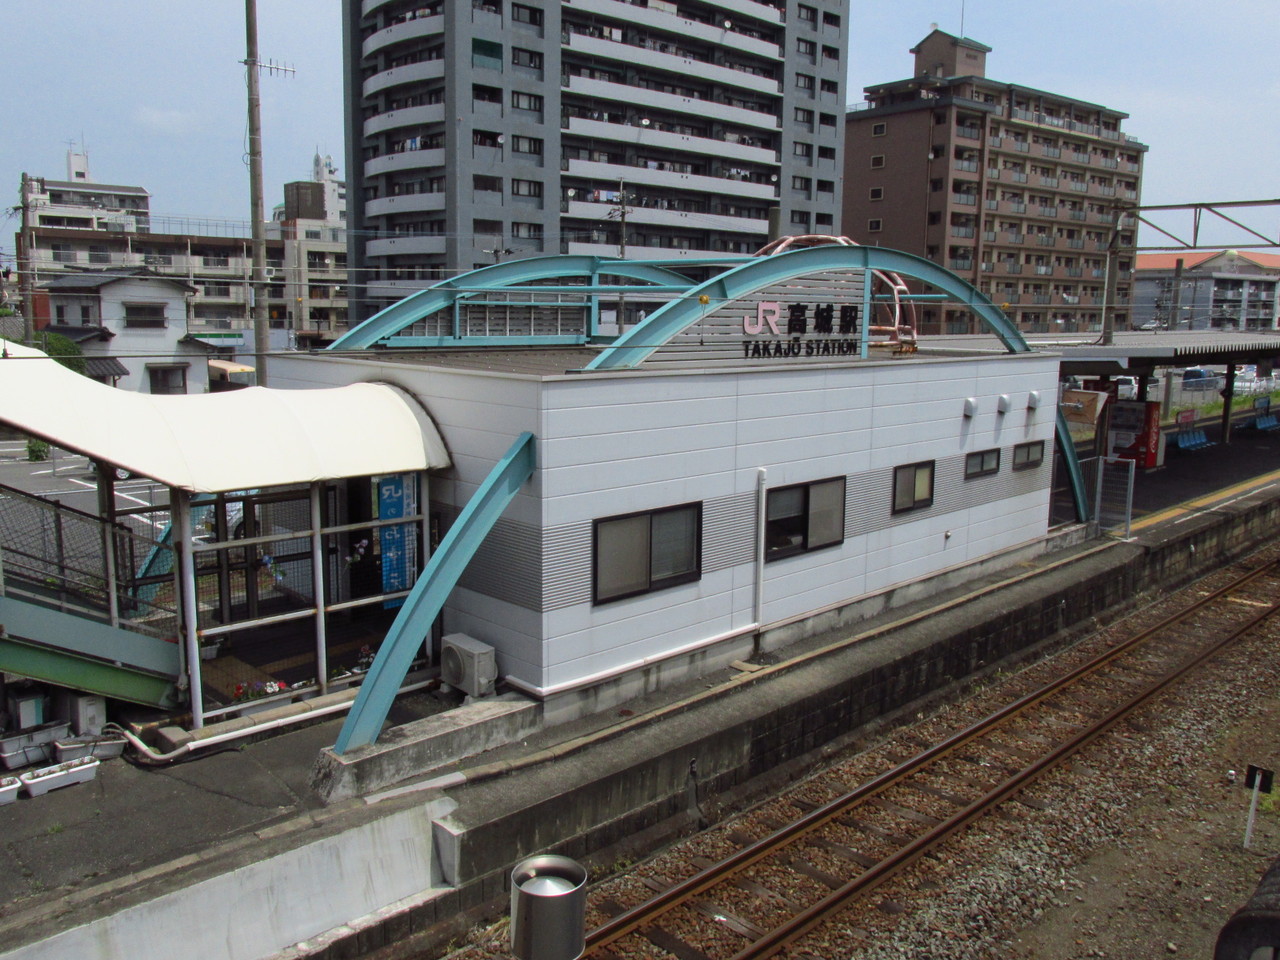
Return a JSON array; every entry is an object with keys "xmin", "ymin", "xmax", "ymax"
[
  {"xmin": 19, "ymin": 756, "xmax": 100, "ymax": 797},
  {"xmin": 0, "ymin": 776, "xmax": 19, "ymax": 805},
  {"xmin": 199, "ymin": 638, "xmax": 223, "ymax": 661}
]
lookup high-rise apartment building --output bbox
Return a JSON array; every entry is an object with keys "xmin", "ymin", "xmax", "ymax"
[
  {"xmin": 843, "ymin": 30, "xmax": 1147, "ymax": 334},
  {"xmin": 343, "ymin": 0, "xmax": 849, "ymax": 322}
]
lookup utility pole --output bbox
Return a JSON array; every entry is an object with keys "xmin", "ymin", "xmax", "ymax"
[
  {"xmin": 609, "ymin": 179, "xmax": 632, "ymax": 328},
  {"xmin": 243, "ymin": 0, "xmax": 293, "ymax": 385},
  {"xmin": 18, "ymin": 173, "xmax": 35, "ymax": 345}
]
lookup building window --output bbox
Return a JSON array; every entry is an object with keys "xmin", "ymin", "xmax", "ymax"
[
  {"xmin": 868, "ymin": 218, "xmax": 883, "ymax": 232},
  {"xmin": 511, "ymin": 3, "xmax": 542, "ymax": 24},
  {"xmin": 795, "ymin": 73, "xmax": 815, "ymax": 91},
  {"xmin": 51, "ymin": 243, "xmax": 75, "ymax": 263},
  {"xmin": 822, "ymin": 45, "xmax": 839, "ymax": 61},
  {"xmin": 511, "ymin": 221, "xmax": 543, "ymax": 239},
  {"xmin": 472, "ymin": 38, "xmax": 503, "ymax": 70},
  {"xmin": 816, "ymin": 179, "xmax": 834, "ymax": 193},
  {"xmin": 792, "ymin": 176, "xmax": 811, "ymax": 190},
  {"xmin": 822, "ymin": 11, "xmax": 841, "ymax": 26},
  {"xmin": 473, "ymin": 84, "xmax": 502, "ymax": 103},
  {"xmin": 794, "ymin": 107, "xmax": 814, "ymax": 124},
  {"xmin": 1013, "ymin": 440, "xmax": 1045, "ymax": 470},
  {"xmin": 965, "ymin": 449, "xmax": 1000, "ymax": 478},
  {"xmin": 796, "ymin": 38, "xmax": 816, "ymax": 56},
  {"xmin": 820, "ymin": 78, "xmax": 838, "ymax": 94},
  {"xmin": 893, "ymin": 461, "xmax": 934, "ymax": 513},
  {"xmin": 766, "ymin": 477, "xmax": 845, "ymax": 561},
  {"xmin": 819, "ymin": 112, "xmax": 836, "ymax": 128},
  {"xmin": 512, "ymin": 135, "xmax": 543, "ymax": 155},
  {"xmin": 512, "ymin": 90, "xmax": 543, "ymax": 112},
  {"xmin": 123, "ymin": 303, "xmax": 167, "ymax": 328},
  {"xmin": 473, "ymin": 174, "xmax": 503, "ymax": 192},
  {"xmin": 817, "ymin": 145, "xmax": 835, "ymax": 160},
  {"xmin": 512, "ymin": 47, "xmax": 542, "ymax": 69},
  {"xmin": 872, "ymin": 121, "xmax": 887, "ymax": 137},
  {"xmin": 511, "ymin": 178, "xmax": 542, "ymax": 197},
  {"xmin": 797, "ymin": 4, "xmax": 817, "ymax": 22},
  {"xmin": 794, "ymin": 142, "xmax": 812, "ymax": 158},
  {"xmin": 790, "ymin": 210, "xmax": 810, "ymax": 227},
  {"xmin": 594, "ymin": 503, "xmax": 701, "ymax": 603},
  {"xmin": 473, "ymin": 130, "xmax": 502, "ymax": 147},
  {"xmin": 869, "ymin": 187, "xmax": 883, "ymax": 201},
  {"xmin": 147, "ymin": 364, "xmax": 187, "ymax": 395},
  {"xmin": 870, "ymin": 154, "xmax": 885, "ymax": 169}
]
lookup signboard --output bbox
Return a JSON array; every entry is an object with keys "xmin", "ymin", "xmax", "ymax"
[
  {"xmin": 377, "ymin": 474, "xmax": 418, "ymax": 609},
  {"xmin": 1246, "ymin": 765, "xmax": 1274, "ymax": 794},
  {"xmin": 1061, "ymin": 389, "xmax": 1108, "ymax": 425}
]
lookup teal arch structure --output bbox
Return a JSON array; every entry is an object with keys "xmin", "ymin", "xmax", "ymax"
[
  {"xmin": 328, "ymin": 256, "xmax": 695, "ymax": 350},
  {"xmin": 334, "ymin": 431, "xmax": 536, "ymax": 754},
  {"xmin": 586, "ymin": 244, "xmax": 1089, "ymax": 523}
]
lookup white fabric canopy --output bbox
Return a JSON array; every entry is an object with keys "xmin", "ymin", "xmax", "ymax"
[{"xmin": 0, "ymin": 342, "xmax": 451, "ymax": 492}]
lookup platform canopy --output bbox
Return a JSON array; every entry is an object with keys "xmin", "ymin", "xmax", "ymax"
[{"xmin": 0, "ymin": 342, "xmax": 450, "ymax": 492}]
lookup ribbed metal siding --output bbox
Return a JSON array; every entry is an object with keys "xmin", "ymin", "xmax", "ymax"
[{"xmin": 456, "ymin": 449, "xmax": 1050, "ymax": 613}]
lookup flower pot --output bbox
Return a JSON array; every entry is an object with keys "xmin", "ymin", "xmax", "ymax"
[
  {"xmin": 0, "ymin": 777, "xmax": 19, "ymax": 805},
  {"xmin": 199, "ymin": 643, "xmax": 222, "ymax": 661},
  {"xmin": 0, "ymin": 721, "xmax": 70, "ymax": 770},
  {"xmin": 55, "ymin": 734, "xmax": 127, "ymax": 762},
  {"xmin": 19, "ymin": 757, "xmax": 99, "ymax": 797}
]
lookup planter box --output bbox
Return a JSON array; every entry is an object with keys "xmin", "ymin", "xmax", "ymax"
[
  {"xmin": 0, "ymin": 721, "xmax": 70, "ymax": 770},
  {"xmin": 54, "ymin": 735, "xmax": 127, "ymax": 762},
  {"xmin": 20, "ymin": 757, "xmax": 99, "ymax": 797},
  {"xmin": 0, "ymin": 777, "xmax": 19, "ymax": 805}
]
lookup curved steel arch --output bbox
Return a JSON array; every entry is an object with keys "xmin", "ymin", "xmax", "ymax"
[
  {"xmin": 587, "ymin": 244, "xmax": 1028, "ymax": 370},
  {"xmin": 328, "ymin": 255, "xmax": 694, "ymax": 350},
  {"xmin": 586, "ymin": 245, "xmax": 1090, "ymax": 521}
]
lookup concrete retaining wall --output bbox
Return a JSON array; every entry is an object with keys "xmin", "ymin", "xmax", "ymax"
[{"xmin": 303, "ymin": 488, "xmax": 1280, "ymax": 959}]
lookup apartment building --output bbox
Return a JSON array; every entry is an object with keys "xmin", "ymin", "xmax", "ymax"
[
  {"xmin": 343, "ymin": 0, "xmax": 849, "ymax": 321},
  {"xmin": 268, "ymin": 153, "xmax": 350, "ymax": 345},
  {"xmin": 16, "ymin": 151, "xmax": 352, "ymax": 351},
  {"xmin": 1133, "ymin": 250, "xmax": 1280, "ymax": 331},
  {"xmin": 843, "ymin": 30, "xmax": 1147, "ymax": 334}
]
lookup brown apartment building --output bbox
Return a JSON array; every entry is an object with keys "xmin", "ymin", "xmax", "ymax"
[{"xmin": 843, "ymin": 30, "xmax": 1146, "ymax": 334}]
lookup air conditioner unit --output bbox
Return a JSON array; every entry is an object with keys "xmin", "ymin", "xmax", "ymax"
[{"xmin": 440, "ymin": 634, "xmax": 497, "ymax": 698}]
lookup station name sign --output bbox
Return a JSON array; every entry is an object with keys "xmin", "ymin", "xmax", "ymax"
[{"xmin": 741, "ymin": 301, "xmax": 859, "ymax": 359}]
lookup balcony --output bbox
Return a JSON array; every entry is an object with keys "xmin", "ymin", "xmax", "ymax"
[
  {"xmin": 949, "ymin": 259, "xmax": 974, "ymax": 271},
  {"xmin": 1003, "ymin": 233, "xmax": 1025, "ymax": 244},
  {"xmin": 954, "ymin": 159, "xmax": 979, "ymax": 173},
  {"xmin": 565, "ymin": 32, "xmax": 779, "ymax": 97},
  {"xmin": 951, "ymin": 193, "xmax": 978, "ymax": 206},
  {"xmin": 1008, "ymin": 171, "xmax": 1028, "ymax": 183},
  {"xmin": 1004, "ymin": 263, "xmax": 1023, "ymax": 274},
  {"xmin": 1034, "ymin": 265, "xmax": 1053, "ymax": 275},
  {"xmin": 956, "ymin": 125, "xmax": 981, "ymax": 140},
  {"xmin": 1039, "ymin": 176, "xmax": 1059, "ymax": 187},
  {"xmin": 1036, "ymin": 235, "xmax": 1056, "ymax": 246},
  {"xmin": 1066, "ymin": 238, "xmax": 1085, "ymax": 249},
  {"xmin": 951, "ymin": 225, "xmax": 976, "ymax": 238},
  {"xmin": 1041, "ymin": 146, "xmax": 1062, "ymax": 158},
  {"xmin": 565, "ymin": 75, "xmax": 780, "ymax": 132},
  {"xmin": 1069, "ymin": 210, "xmax": 1087, "ymax": 221}
]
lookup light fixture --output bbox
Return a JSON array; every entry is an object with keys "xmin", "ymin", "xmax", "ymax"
[
  {"xmin": 496, "ymin": 134, "xmax": 506, "ymax": 144},
  {"xmin": 640, "ymin": 118, "xmax": 650, "ymax": 126}
]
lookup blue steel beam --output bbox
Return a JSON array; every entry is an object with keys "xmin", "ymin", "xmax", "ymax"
[
  {"xmin": 334, "ymin": 432, "xmax": 537, "ymax": 753},
  {"xmin": 586, "ymin": 245, "xmax": 1030, "ymax": 370},
  {"xmin": 584, "ymin": 245, "xmax": 1091, "ymax": 522},
  {"xmin": 329, "ymin": 257, "xmax": 693, "ymax": 350}
]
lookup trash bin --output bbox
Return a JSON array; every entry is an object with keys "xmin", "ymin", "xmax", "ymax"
[{"xmin": 510, "ymin": 854, "xmax": 588, "ymax": 960}]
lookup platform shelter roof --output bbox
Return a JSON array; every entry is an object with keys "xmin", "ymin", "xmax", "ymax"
[{"xmin": 0, "ymin": 341, "xmax": 450, "ymax": 492}]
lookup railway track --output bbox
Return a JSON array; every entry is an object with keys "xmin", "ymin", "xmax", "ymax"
[{"xmin": 582, "ymin": 555, "xmax": 1280, "ymax": 960}]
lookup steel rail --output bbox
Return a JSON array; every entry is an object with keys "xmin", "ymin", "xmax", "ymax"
[{"xmin": 585, "ymin": 558, "xmax": 1280, "ymax": 957}]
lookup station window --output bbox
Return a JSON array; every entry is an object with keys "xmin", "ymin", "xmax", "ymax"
[
  {"xmin": 965, "ymin": 449, "xmax": 1000, "ymax": 478},
  {"xmin": 1013, "ymin": 440, "xmax": 1045, "ymax": 470},
  {"xmin": 893, "ymin": 461, "xmax": 935, "ymax": 513},
  {"xmin": 594, "ymin": 503, "xmax": 701, "ymax": 603},
  {"xmin": 766, "ymin": 477, "xmax": 845, "ymax": 561}
]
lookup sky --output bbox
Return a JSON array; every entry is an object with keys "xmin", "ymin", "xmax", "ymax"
[{"xmin": 3, "ymin": 0, "xmax": 1277, "ymax": 263}]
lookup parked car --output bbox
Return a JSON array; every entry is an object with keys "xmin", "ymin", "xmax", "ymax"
[{"xmin": 1182, "ymin": 367, "xmax": 1223, "ymax": 392}]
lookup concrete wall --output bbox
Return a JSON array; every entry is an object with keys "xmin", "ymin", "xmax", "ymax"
[{"xmin": 0, "ymin": 798, "xmax": 455, "ymax": 960}]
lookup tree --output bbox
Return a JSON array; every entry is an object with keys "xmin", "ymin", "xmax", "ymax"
[{"xmin": 3, "ymin": 332, "xmax": 87, "ymax": 376}]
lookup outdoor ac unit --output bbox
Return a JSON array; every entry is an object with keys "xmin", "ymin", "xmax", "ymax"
[{"xmin": 440, "ymin": 634, "xmax": 497, "ymax": 698}]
